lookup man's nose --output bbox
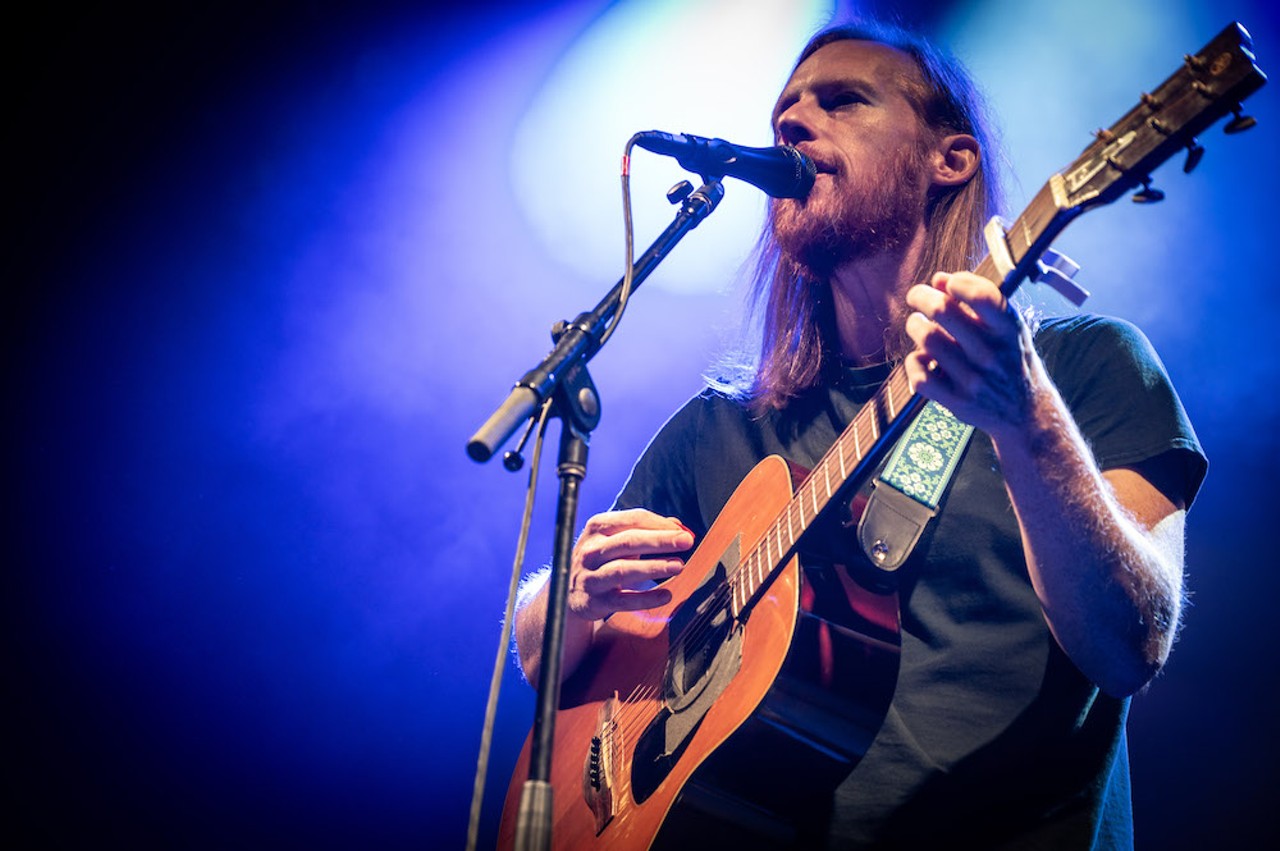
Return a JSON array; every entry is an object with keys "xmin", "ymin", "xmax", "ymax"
[{"xmin": 776, "ymin": 99, "xmax": 817, "ymax": 146}]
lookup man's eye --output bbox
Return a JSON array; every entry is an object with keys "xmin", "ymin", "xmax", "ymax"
[{"xmin": 827, "ymin": 92, "xmax": 865, "ymax": 109}]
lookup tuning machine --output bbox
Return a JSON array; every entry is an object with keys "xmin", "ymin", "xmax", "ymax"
[
  {"xmin": 1224, "ymin": 104, "xmax": 1257, "ymax": 134},
  {"xmin": 1183, "ymin": 139, "xmax": 1205, "ymax": 173},
  {"xmin": 1132, "ymin": 177, "xmax": 1165, "ymax": 204}
]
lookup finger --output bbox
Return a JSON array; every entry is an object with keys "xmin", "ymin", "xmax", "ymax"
[
  {"xmin": 934, "ymin": 271, "xmax": 1018, "ymax": 330},
  {"xmin": 904, "ymin": 307, "xmax": 954, "ymax": 351},
  {"xmin": 909, "ymin": 283, "xmax": 1009, "ymax": 369},
  {"xmin": 905, "ymin": 281, "xmax": 946, "ymax": 316},
  {"xmin": 908, "ymin": 282, "xmax": 987, "ymax": 348},
  {"xmin": 926, "ymin": 335, "xmax": 984, "ymax": 397},
  {"xmin": 580, "ymin": 526, "xmax": 694, "ymax": 571},
  {"xmin": 579, "ymin": 557, "xmax": 685, "ymax": 594},
  {"xmin": 903, "ymin": 327, "xmax": 979, "ymax": 408},
  {"xmin": 904, "ymin": 308, "xmax": 988, "ymax": 388},
  {"xmin": 596, "ymin": 585, "xmax": 675, "ymax": 614},
  {"xmin": 581, "ymin": 508, "xmax": 690, "ymax": 537},
  {"xmin": 903, "ymin": 350, "xmax": 935, "ymax": 395}
]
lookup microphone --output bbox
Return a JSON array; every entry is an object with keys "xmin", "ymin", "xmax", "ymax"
[{"xmin": 633, "ymin": 131, "xmax": 815, "ymax": 199}]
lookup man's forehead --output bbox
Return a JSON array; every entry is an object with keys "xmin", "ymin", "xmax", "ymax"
[{"xmin": 779, "ymin": 39, "xmax": 922, "ymax": 100}]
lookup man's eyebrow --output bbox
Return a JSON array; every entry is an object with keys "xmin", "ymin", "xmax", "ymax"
[{"xmin": 771, "ymin": 77, "xmax": 882, "ymax": 128}]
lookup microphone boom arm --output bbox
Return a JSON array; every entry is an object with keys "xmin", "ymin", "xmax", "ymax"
[{"xmin": 467, "ymin": 178, "xmax": 726, "ymax": 462}]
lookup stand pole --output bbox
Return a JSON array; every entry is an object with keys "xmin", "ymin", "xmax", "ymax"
[{"xmin": 472, "ymin": 179, "xmax": 725, "ymax": 851}]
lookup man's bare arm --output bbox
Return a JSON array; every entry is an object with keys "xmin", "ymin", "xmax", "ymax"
[{"xmin": 513, "ymin": 509, "xmax": 693, "ymax": 685}]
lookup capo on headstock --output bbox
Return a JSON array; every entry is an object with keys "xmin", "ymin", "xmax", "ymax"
[
  {"xmin": 982, "ymin": 216, "xmax": 1090, "ymax": 307},
  {"xmin": 1036, "ymin": 250, "xmax": 1089, "ymax": 306}
]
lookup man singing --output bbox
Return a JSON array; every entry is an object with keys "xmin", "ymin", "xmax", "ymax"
[{"xmin": 512, "ymin": 20, "xmax": 1205, "ymax": 849}]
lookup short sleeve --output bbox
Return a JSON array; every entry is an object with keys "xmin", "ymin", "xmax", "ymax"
[
  {"xmin": 1035, "ymin": 314, "xmax": 1208, "ymax": 507},
  {"xmin": 611, "ymin": 393, "xmax": 710, "ymax": 538}
]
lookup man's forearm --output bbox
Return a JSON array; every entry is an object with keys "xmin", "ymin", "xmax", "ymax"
[
  {"xmin": 513, "ymin": 567, "xmax": 596, "ymax": 685},
  {"xmin": 992, "ymin": 374, "xmax": 1184, "ymax": 697}
]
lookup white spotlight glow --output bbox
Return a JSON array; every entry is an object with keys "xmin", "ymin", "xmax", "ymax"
[{"xmin": 509, "ymin": 0, "xmax": 834, "ymax": 295}]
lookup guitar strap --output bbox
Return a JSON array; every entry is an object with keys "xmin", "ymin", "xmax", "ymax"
[{"xmin": 857, "ymin": 400, "xmax": 973, "ymax": 572}]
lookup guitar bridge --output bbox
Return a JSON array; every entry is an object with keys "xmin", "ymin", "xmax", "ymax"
[{"xmin": 582, "ymin": 693, "xmax": 620, "ymax": 834}]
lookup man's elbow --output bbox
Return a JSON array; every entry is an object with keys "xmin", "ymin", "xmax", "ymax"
[{"xmin": 1096, "ymin": 620, "xmax": 1177, "ymax": 698}]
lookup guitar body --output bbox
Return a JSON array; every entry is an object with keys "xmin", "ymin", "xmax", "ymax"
[{"xmin": 498, "ymin": 455, "xmax": 901, "ymax": 850}]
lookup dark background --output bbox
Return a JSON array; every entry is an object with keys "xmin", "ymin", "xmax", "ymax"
[{"xmin": 8, "ymin": 1, "xmax": 1278, "ymax": 847}]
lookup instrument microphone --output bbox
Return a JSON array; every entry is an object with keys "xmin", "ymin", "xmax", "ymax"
[{"xmin": 633, "ymin": 131, "xmax": 816, "ymax": 199}]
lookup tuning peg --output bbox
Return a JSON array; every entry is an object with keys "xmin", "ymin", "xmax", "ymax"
[
  {"xmin": 1132, "ymin": 178, "xmax": 1164, "ymax": 204},
  {"xmin": 1224, "ymin": 105, "xmax": 1257, "ymax": 134},
  {"xmin": 1183, "ymin": 139, "xmax": 1205, "ymax": 173}
]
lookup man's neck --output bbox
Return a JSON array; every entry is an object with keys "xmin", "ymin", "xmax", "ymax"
[{"xmin": 828, "ymin": 225, "xmax": 926, "ymax": 367}]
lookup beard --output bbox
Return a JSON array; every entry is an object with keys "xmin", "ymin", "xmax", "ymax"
[{"xmin": 770, "ymin": 142, "xmax": 928, "ymax": 278}]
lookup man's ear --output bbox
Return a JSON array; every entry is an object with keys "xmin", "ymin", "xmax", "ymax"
[{"xmin": 930, "ymin": 133, "xmax": 980, "ymax": 188}]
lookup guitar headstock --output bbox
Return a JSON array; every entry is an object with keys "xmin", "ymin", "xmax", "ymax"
[{"xmin": 1060, "ymin": 21, "xmax": 1267, "ymax": 213}]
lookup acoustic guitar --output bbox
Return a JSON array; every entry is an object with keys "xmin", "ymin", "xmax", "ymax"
[{"xmin": 499, "ymin": 22, "xmax": 1266, "ymax": 850}]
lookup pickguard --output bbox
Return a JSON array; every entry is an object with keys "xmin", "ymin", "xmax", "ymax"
[{"xmin": 631, "ymin": 537, "xmax": 743, "ymax": 803}]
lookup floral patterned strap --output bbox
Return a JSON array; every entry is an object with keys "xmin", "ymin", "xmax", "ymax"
[{"xmin": 877, "ymin": 401, "xmax": 973, "ymax": 510}]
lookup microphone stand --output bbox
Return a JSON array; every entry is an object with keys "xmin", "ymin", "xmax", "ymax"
[{"xmin": 468, "ymin": 177, "xmax": 724, "ymax": 851}]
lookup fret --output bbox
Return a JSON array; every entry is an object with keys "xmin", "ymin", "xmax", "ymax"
[
  {"xmin": 823, "ymin": 456, "xmax": 832, "ymax": 498},
  {"xmin": 837, "ymin": 437, "xmax": 847, "ymax": 479},
  {"xmin": 885, "ymin": 380, "xmax": 896, "ymax": 419},
  {"xmin": 809, "ymin": 479, "xmax": 819, "ymax": 517},
  {"xmin": 737, "ymin": 557, "xmax": 748, "ymax": 608},
  {"xmin": 997, "ymin": 182, "xmax": 1059, "ymax": 279},
  {"xmin": 1007, "ymin": 214, "xmax": 1029, "ymax": 260}
]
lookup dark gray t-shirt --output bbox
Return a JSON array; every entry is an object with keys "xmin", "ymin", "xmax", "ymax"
[{"xmin": 613, "ymin": 314, "xmax": 1206, "ymax": 849}]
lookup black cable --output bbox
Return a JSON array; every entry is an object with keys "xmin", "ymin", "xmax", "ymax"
[{"xmin": 464, "ymin": 397, "xmax": 553, "ymax": 851}]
